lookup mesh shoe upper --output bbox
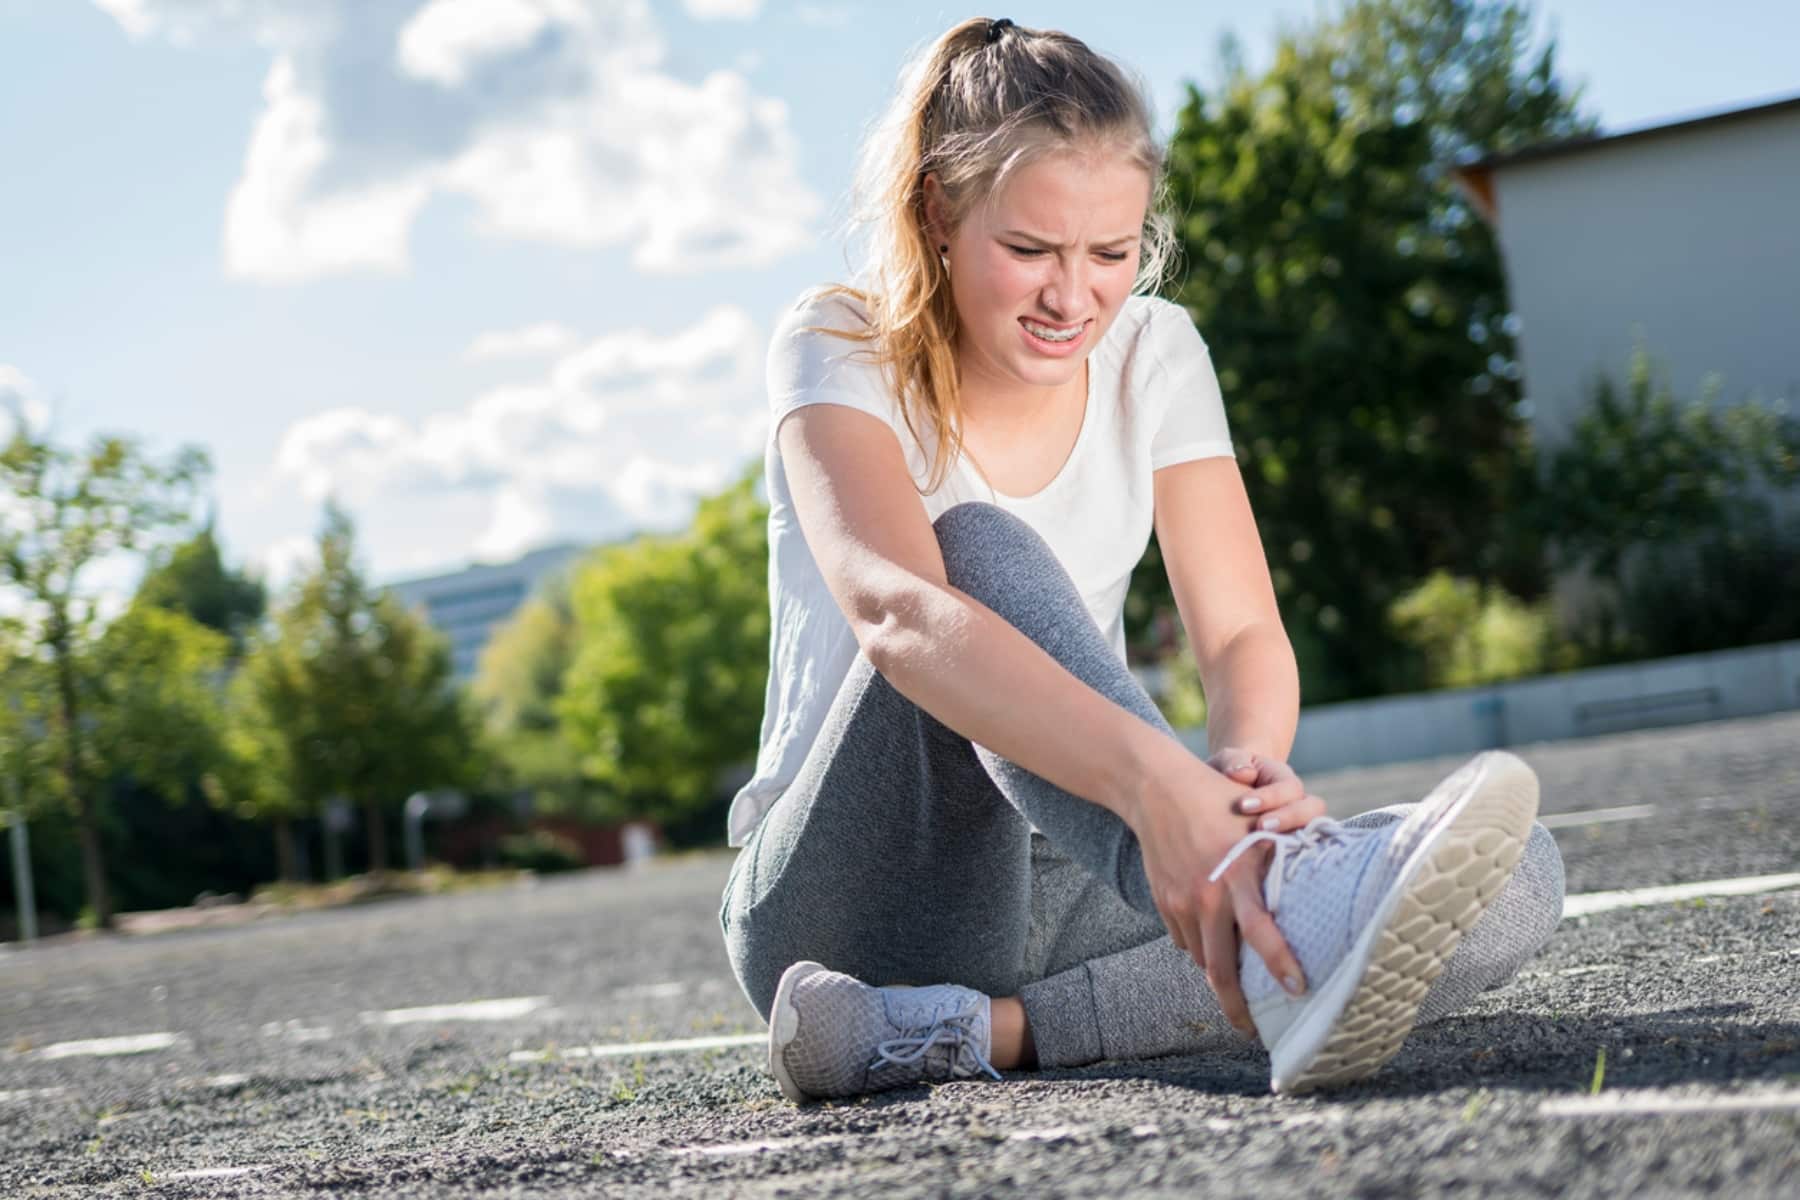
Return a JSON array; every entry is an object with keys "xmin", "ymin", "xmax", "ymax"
[{"xmin": 776, "ymin": 967, "xmax": 1000, "ymax": 1100}]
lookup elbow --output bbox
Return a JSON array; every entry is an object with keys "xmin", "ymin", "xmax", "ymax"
[{"xmin": 849, "ymin": 581, "xmax": 947, "ymax": 677}]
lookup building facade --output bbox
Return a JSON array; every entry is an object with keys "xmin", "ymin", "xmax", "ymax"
[
  {"xmin": 387, "ymin": 543, "xmax": 587, "ymax": 681},
  {"xmin": 1455, "ymin": 93, "xmax": 1800, "ymax": 451}
]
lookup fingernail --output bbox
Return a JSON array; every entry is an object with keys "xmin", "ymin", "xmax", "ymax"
[
  {"xmin": 1239, "ymin": 795, "xmax": 1262, "ymax": 813},
  {"xmin": 1260, "ymin": 814, "xmax": 1281, "ymax": 831},
  {"xmin": 1283, "ymin": 973, "xmax": 1306, "ymax": 997},
  {"xmin": 1228, "ymin": 761, "xmax": 1250, "ymax": 774}
]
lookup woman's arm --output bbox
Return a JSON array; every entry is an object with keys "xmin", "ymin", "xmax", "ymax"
[
  {"xmin": 778, "ymin": 403, "xmax": 1179, "ymax": 824},
  {"xmin": 1152, "ymin": 456, "xmax": 1300, "ymax": 764}
]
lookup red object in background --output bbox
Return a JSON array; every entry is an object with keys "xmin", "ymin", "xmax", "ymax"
[{"xmin": 434, "ymin": 817, "xmax": 655, "ymax": 869}]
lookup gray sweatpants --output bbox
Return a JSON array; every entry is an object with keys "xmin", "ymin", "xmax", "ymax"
[{"xmin": 720, "ymin": 501, "xmax": 1564, "ymax": 1068}]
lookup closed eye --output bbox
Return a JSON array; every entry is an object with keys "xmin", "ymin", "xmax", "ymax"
[{"xmin": 1006, "ymin": 244, "xmax": 1132, "ymax": 262}]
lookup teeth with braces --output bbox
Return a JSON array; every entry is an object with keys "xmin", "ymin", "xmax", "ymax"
[{"xmin": 1023, "ymin": 320, "xmax": 1081, "ymax": 343}]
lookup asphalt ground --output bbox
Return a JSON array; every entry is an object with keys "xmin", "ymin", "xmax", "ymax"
[{"xmin": 4, "ymin": 710, "xmax": 1799, "ymax": 1198}]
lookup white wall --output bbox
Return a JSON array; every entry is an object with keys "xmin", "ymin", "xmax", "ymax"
[{"xmin": 1491, "ymin": 104, "xmax": 1800, "ymax": 451}]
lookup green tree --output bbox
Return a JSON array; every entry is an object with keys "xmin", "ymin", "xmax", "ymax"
[
  {"xmin": 1139, "ymin": 0, "xmax": 1594, "ymax": 700},
  {"xmin": 219, "ymin": 503, "xmax": 480, "ymax": 876},
  {"xmin": 135, "ymin": 520, "xmax": 267, "ymax": 657},
  {"xmin": 470, "ymin": 567, "xmax": 598, "ymax": 817},
  {"xmin": 0, "ymin": 429, "xmax": 209, "ymax": 926},
  {"xmin": 558, "ymin": 465, "xmax": 769, "ymax": 830}
]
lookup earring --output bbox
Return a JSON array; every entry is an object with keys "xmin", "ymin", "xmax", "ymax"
[{"xmin": 938, "ymin": 243, "xmax": 949, "ymax": 272}]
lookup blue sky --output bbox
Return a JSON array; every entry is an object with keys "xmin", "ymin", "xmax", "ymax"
[{"xmin": 2, "ymin": 0, "xmax": 1796, "ymax": 594}]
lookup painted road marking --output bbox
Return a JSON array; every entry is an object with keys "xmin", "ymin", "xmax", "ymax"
[
  {"xmin": 1539, "ymin": 804, "xmax": 1657, "ymax": 830},
  {"xmin": 1540, "ymin": 1088, "xmax": 1800, "ymax": 1118},
  {"xmin": 363, "ymin": 996, "xmax": 549, "ymax": 1026},
  {"xmin": 164, "ymin": 1165, "xmax": 268, "ymax": 1181},
  {"xmin": 36, "ymin": 1032, "xmax": 184, "ymax": 1060},
  {"xmin": 260, "ymin": 1019, "xmax": 332, "ymax": 1042},
  {"xmin": 509, "ymin": 1032, "xmax": 764, "ymax": 1064},
  {"xmin": 0, "ymin": 1087, "xmax": 66, "ymax": 1102},
  {"xmin": 1563, "ymin": 872, "xmax": 1800, "ymax": 918}
]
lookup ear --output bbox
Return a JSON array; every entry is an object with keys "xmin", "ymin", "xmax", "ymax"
[{"xmin": 920, "ymin": 172, "xmax": 951, "ymax": 245}]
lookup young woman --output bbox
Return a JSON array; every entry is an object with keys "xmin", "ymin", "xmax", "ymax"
[{"xmin": 720, "ymin": 17, "xmax": 1564, "ymax": 1099}]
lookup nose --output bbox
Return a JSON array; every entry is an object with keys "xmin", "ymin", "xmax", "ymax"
[{"xmin": 1040, "ymin": 254, "xmax": 1090, "ymax": 320}]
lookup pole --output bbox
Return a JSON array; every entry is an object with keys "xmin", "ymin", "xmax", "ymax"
[{"xmin": 6, "ymin": 772, "xmax": 36, "ymax": 944}]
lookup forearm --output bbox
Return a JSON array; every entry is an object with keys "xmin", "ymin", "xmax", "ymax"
[
  {"xmin": 862, "ymin": 581, "xmax": 1189, "ymax": 826},
  {"xmin": 1199, "ymin": 622, "xmax": 1300, "ymax": 760}
]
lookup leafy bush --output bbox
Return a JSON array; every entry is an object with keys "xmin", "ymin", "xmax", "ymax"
[
  {"xmin": 495, "ymin": 829, "xmax": 586, "ymax": 874},
  {"xmin": 1388, "ymin": 571, "xmax": 1565, "ymax": 689},
  {"xmin": 1537, "ymin": 341, "xmax": 1800, "ymax": 661}
]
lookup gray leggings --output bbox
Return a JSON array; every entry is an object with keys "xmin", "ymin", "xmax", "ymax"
[{"xmin": 720, "ymin": 502, "xmax": 1564, "ymax": 1068}]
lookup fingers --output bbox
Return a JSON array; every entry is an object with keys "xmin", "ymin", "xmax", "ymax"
[
  {"xmin": 1227, "ymin": 865, "xmax": 1307, "ymax": 1003},
  {"xmin": 1238, "ymin": 792, "xmax": 1327, "ymax": 834},
  {"xmin": 1200, "ymin": 897, "xmax": 1255, "ymax": 1036}
]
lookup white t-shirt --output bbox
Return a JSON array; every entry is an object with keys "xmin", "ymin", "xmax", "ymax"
[{"xmin": 726, "ymin": 288, "xmax": 1236, "ymax": 846}]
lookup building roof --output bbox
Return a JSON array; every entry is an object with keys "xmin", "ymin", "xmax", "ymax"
[{"xmin": 1452, "ymin": 90, "xmax": 1800, "ymax": 224}]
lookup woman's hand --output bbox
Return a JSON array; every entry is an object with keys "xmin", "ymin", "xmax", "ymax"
[
  {"xmin": 1128, "ymin": 744, "xmax": 1324, "ymax": 1038},
  {"xmin": 1207, "ymin": 747, "xmax": 1321, "ymax": 833}
]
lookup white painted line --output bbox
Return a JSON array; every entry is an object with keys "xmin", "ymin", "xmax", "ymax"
[
  {"xmin": 363, "ymin": 996, "xmax": 549, "ymax": 1026},
  {"xmin": 672, "ymin": 1136, "xmax": 846, "ymax": 1158},
  {"xmin": 1540, "ymin": 1089, "xmax": 1800, "ymax": 1118},
  {"xmin": 163, "ymin": 1165, "xmax": 269, "ymax": 1181},
  {"xmin": 36, "ymin": 1032, "xmax": 184, "ymax": 1060},
  {"xmin": 260, "ymin": 1020, "xmax": 331, "ymax": 1042},
  {"xmin": 1563, "ymin": 872, "xmax": 1800, "ymax": 918},
  {"xmin": 508, "ymin": 1032, "xmax": 764, "ymax": 1064},
  {"xmin": 1555, "ymin": 964, "xmax": 1625, "ymax": 978},
  {"xmin": 1008, "ymin": 1125, "xmax": 1085, "ymax": 1142},
  {"xmin": 1539, "ymin": 804, "xmax": 1657, "ymax": 830},
  {"xmin": 0, "ymin": 1087, "xmax": 66, "ymax": 1102}
]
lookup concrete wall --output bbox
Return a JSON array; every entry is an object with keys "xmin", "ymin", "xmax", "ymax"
[
  {"xmin": 1491, "ymin": 104, "xmax": 1800, "ymax": 451},
  {"xmin": 1175, "ymin": 639, "xmax": 1800, "ymax": 773}
]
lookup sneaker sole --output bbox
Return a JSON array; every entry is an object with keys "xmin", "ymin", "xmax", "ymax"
[
  {"xmin": 768, "ymin": 959, "xmax": 831, "ymax": 1103},
  {"xmin": 1269, "ymin": 750, "xmax": 1539, "ymax": 1095}
]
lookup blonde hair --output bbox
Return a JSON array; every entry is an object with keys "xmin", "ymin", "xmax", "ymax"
[{"xmin": 814, "ymin": 17, "xmax": 1174, "ymax": 494}]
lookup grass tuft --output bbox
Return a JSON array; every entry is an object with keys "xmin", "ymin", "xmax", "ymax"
[{"xmin": 1589, "ymin": 1047, "xmax": 1607, "ymax": 1094}]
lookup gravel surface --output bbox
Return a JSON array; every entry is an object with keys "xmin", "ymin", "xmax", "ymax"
[{"xmin": 4, "ymin": 711, "xmax": 1799, "ymax": 1198}]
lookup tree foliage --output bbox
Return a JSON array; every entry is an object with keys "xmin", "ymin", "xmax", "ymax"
[
  {"xmin": 558, "ymin": 464, "xmax": 769, "ymax": 828},
  {"xmin": 135, "ymin": 521, "xmax": 266, "ymax": 657},
  {"xmin": 1138, "ymin": 0, "xmax": 1595, "ymax": 701},
  {"xmin": 0, "ymin": 428, "xmax": 209, "ymax": 925},
  {"xmin": 218, "ymin": 503, "xmax": 481, "ymax": 875},
  {"xmin": 469, "ymin": 567, "xmax": 598, "ymax": 817}
]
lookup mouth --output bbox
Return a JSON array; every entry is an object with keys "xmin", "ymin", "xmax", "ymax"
[{"xmin": 1018, "ymin": 316, "xmax": 1089, "ymax": 353}]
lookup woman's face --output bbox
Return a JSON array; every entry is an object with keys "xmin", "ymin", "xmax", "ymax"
[{"xmin": 935, "ymin": 148, "xmax": 1149, "ymax": 396}]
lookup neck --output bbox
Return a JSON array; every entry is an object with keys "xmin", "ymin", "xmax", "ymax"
[{"xmin": 957, "ymin": 345, "xmax": 1087, "ymax": 432}]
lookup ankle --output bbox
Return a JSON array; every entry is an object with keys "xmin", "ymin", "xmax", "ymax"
[{"xmin": 988, "ymin": 995, "xmax": 1037, "ymax": 1070}]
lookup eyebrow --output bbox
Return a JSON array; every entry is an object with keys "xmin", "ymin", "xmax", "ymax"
[{"xmin": 1000, "ymin": 229, "xmax": 1139, "ymax": 249}]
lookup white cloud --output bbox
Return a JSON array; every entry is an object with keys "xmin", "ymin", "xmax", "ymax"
[
  {"xmin": 98, "ymin": 0, "xmax": 819, "ymax": 281},
  {"xmin": 224, "ymin": 55, "xmax": 435, "ymax": 280},
  {"xmin": 464, "ymin": 321, "xmax": 578, "ymax": 359},
  {"xmin": 271, "ymin": 306, "xmax": 766, "ymax": 568},
  {"xmin": 256, "ymin": 532, "xmax": 318, "ymax": 593},
  {"xmin": 0, "ymin": 365, "xmax": 52, "ymax": 442},
  {"xmin": 683, "ymin": 0, "xmax": 761, "ymax": 20}
]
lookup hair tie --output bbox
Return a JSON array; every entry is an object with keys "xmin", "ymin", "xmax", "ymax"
[{"xmin": 984, "ymin": 17, "xmax": 1014, "ymax": 44}]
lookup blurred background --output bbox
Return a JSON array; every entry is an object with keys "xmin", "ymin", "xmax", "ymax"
[{"xmin": 2, "ymin": 0, "xmax": 1796, "ymax": 939}]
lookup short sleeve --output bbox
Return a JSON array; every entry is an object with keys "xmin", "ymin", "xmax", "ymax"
[
  {"xmin": 766, "ymin": 291, "xmax": 900, "ymax": 436},
  {"xmin": 1147, "ymin": 301, "xmax": 1235, "ymax": 471}
]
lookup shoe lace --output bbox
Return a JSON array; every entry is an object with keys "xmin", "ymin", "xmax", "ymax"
[
  {"xmin": 871, "ymin": 1002, "xmax": 1002, "ymax": 1082},
  {"xmin": 1206, "ymin": 816, "xmax": 1367, "ymax": 914}
]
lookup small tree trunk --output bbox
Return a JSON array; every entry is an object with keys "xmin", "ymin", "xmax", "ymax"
[
  {"xmin": 73, "ymin": 796, "xmax": 113, "ymax": 929},
  {"xmin": 363, "ymin": 801, "xmax": 388, "ymax": 878},
  {"xmin": 273, "ymin": 815, "xmax": 298, "ymax": 882}
]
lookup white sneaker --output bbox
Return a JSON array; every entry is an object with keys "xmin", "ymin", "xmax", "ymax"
[
  {"xmin": 1213, "ymin": 750, "xmax": 1540, "ymax": 1094},
  {"xmin": 767, "ymin": 961, "xmax": 1002, "ymax": 1102}
]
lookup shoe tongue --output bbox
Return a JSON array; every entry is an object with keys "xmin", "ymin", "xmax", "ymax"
[{"xmin": 883, "ymin": 983, "xmax": 973, "ymax": 1031}]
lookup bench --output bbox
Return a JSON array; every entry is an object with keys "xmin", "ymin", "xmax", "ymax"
[{"xmin": 1574, "ymin": 686, "xmax": 1721, "ymax": 729}]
